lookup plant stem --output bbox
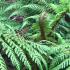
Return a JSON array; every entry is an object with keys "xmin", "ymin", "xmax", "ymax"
[
  {"xmin": 47, "ymin": 9, "xmax": 68, "ymax": 36},
  {"xmin": 39, "ymin": 12, "xmax": 47, "ymax": 40}
]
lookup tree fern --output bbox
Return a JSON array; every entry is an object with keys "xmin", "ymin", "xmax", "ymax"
[{"xmin": 0, "ymin": 0, "xmax": 70, "ymax": 70}]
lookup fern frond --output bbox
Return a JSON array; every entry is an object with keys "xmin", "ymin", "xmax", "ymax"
[
  {"xmin": 66, "ymin": 66, "xmax": 70, "ymax": 70},
  {"xmin": 50, "ymin": 58, "xmax": 70, "ymax": 70},
  {"xmin": 21, "ymin": 15, "xmax": 39, "ymax": 28},
  {"xmin": 1, "ymin": 34, "xmax": 31, "ymax": 70},
  {"xmin": 0, "ymin": 54, "xmax": 8, "ymax": 70},
  {"xmin": 49, "ymin": 48, "xmax": 70, "ymax": 70},
  {"xmin": 0, "ymin": 38, "xmax": 21, "ymax": 70},
  {"xmin": 2, "ymin": 33, "xmax": 48, "ymax": 70},
  {"xmin": 4, "ymin": 2, "xmax": 22, "ymax": 12}
]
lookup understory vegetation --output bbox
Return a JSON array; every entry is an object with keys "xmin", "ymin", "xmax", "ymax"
[{"xmin": 0, "ymin": 0, "xmax": 70, "ymax": 70}]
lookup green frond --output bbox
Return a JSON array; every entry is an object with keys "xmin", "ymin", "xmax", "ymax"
[
  {"xmin": 3, "ymin": 33, "xmax": 48, "ymax": 70},
  {"xmin": 21, "ymin": 15, "xmax": 39, "ymax": 28},
  {"xmin": 50, "ymin": 58, "xmax": 70, "ymax": 70},
  {"xmin": 0, "ymin": 0, "xmax": 70, "ymax": 70},
  {"xmin": 66, "ymin": 66, "xmax": 70, "ymax": 70},
  {"xmin": 1, "ymin": 33, "xmax": 31, "ymax": 70},
  {"xmin": 49, "ymin": 44, "xmax": 70, "ymax": 70},
  {"xmin": 20, "ymin": 4, "xmax": 44, "ymax": 12},
  {"xmin": 0, "ymin": 22, "xmax": 45, "ymax": 70},
  {"xmin": 0, "ymin": 54, "xmax": 8, "ymax": 70},
  {"xmin": 4, "ymin": 2, "xmax": 22, "ymax": 12},
  {"xmin": 0, "ymin": 38, "xmax": 21, "ymax": 70}
]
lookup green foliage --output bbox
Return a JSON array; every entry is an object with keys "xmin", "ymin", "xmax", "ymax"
[
  {"xmin": 0, "ymin": 0, "xmax": 70, "ymax": 70},
  {"xmin": 0, "ymin": 22, "xmax": 70, "ymax": 70},
  {"xmin": 0, "ymin": 54, "xmax": 8, "ymax": 70}
]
